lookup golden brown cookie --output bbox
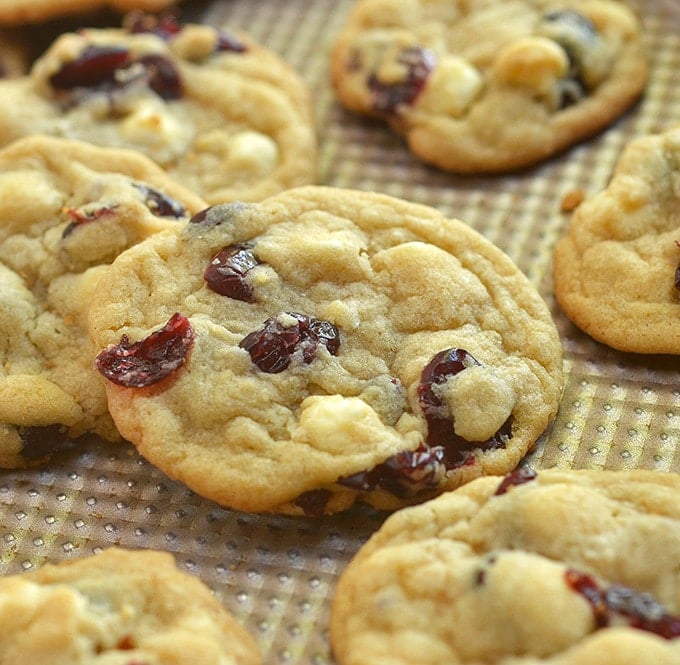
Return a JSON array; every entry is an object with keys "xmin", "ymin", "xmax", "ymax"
[
  {"xmin": 553, "ymin": 125, "xmax": 680, "ymax": 354},
  {"xmin": 331, "ymin": 469, "xmax": 680, "ymax": 665},
  {"xmin": 88, "ymin": 186, "xmax": 563, "ymax": 515},
  {"xmin": 0, "ymin": 17, "xmax": 316, "ymax": 204},
  {"xmin": 0, "ymin": 134, "xmax": 206, "ymax": 468},
  {"xmin": 331, "ymin": 0, "xmax": 647, "ymax": 173},
  {"xmin": 0, "ymin": 547, "xmax": 261, "ymax": 665}
]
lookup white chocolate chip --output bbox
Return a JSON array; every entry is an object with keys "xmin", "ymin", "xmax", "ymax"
[
  {"xmin": 417, "ymin": 55, "xmax": 482, "ymax": 117},
  {"xmin": 226, "ymin": 131, "xmax": 278, "ymax": 176},
  {"xmin": 441, "ymin": 365, "xmax": 516, "ymax": 442},
  {"xmin": 493, "ymin": 37, "xmax": 569, "ymax": 93}
]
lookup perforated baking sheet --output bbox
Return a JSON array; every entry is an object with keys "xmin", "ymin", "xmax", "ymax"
[{"xmin": 1, "ymin": 1, "xmax": 680, "ymax": 663}]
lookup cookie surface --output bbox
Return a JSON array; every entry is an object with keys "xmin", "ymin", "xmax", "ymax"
[
  {"xmin": 0, "ymin": 0, "xmax": 183, "ymax": 26},
  {"xmin": 0, "ymin": 18, "xmax": 316, "ymax": 204},
  {"xmin": 88, "ymin": 186, "xmax": 563, "ymax": 515},
  {"xmin": 0, "ymin": 134, "xmax": 206, "ymax": 468},
  {"xmin": 554, "ymin": 125, "xmax": 680, "ymax": 354},
  {"xmin": 331, "ymin": 0, "xmax": 647, "ymax": 173},
  {"xmin": 0, "ymin": 547, "xmax": 261, "ymax": 665},
  {"xmin": 330, "ymin": 469, "xmax": 680, "ymax": 665}
]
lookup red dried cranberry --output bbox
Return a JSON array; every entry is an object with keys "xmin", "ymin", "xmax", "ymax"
[
  {"xmin": 494, "ymin": 467, "xmax": 537, "ymax": 495},
  {"xmin": 417, "ymin": 348, "xmax": 513, "ymax": 468},
  {"xmin": 133, "ymin": 184, "xmax": 186, "ymax": 218},
  {"xmin": 239, "ymin": 313, "xmax": 340, "ymax": 373},
  {"xmin": 138, "ymin": 54, "xmax": 182, "ymax": 100},
  {"xmin": 215, "ymin": 29, "xmax": 247, "ymax": 53},
  {"xmin": 294, "ymin": 489, "xmax": 331, "ymax": 517},
  {"xmin": 19, "ymin": 424, "xmax": 72, "ymax": 461},
  {"xmin": 566, "ymin": 569, "xmax": 680, "ymax": 639},
  {"xmin": 95, "ymin": 312, "xmax": 194, "ymax": 387},
  {"xmin": 674, "ymin": 241, "xmax": 680, "ymax": 291},
  {"xmin": 49, "ymin": 45, "xmax": 131, "ymax": 90},
  {"xmin": 61, "ymin": 204, "xmax": 118, "ymax": 238},
  {"xmin": 368, "ymin": 46, "xmax": 435, "ymax": 114},
  {"xmin": 204, "ymin": 244, "xmax": 259, "ymax": 302},
  {"xmin": 116, "ymin": 635, "xmax": 135, "ymax": 650},
  {"xmin": 339, "ymin": 443, "xmax": 445, "ymax": 498}
]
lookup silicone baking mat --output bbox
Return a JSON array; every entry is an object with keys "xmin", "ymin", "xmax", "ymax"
[{"xmin": 1, "ymin": 1, "xmax": 679, "ymax": 662}]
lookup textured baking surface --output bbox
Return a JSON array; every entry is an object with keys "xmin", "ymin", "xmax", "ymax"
[{"xmin": 1, "ymin": 1, "xmax": 679, "ymax": 663}]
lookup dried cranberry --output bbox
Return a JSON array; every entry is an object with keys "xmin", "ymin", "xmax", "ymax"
[
  {"xmin": 61, "ymin": 204, "xmax": 118, "ymax": 238},
  {"xmin": 19, "ymin": 424, "xmax": 72, "ymax": 461},
  {"xmin": 494, "ymin": 467, "xmax": 537, "ymax": 495},
  {"xmin": 95, "ymin": 312, "xmax": 194, "ymax": 387},
  {"xmin": 417, "ymin": 348, "xmax": 513, "ymax": 468},
  {"xmin": 215, "ymin": 29, "xmax": 247, "ymax": 53},
  {"xmin": 116, "ymin": 635, "xmax": 135, "ymax": 650},
  {"xmin": 204, "ymin": 244, "xmax": 259, "ymax": 302},
  {"xmin": 49, "ymin": 45, "xmax": 131, "ymax": 90},
  {"xmin": 294, "ymin": 489, "xmax": 331, "ymax": 517},
  {"xmin": 339, "ymin": 443, "xmax": 445, "ymax": 498},
  {"xmin": 368, "ymin": 46, "xmax": 435, "ymax": 114},
  {"xmin": 133, "ymin": 184, "xmax": 186, "ymax": 218},
  {"xmin": 138, "ymin": 54, "xmax": 182, "ymax": 100},
  {"xmin": 566, "ymin": 569, "xmax": 680, "ymax": 639},
  {"xmin": 674, "ymin": 241, "xmax": 680, "ymax": 291},
  {"xmin": 239, "ymin": 313, "xmax": 340, "ymax": 373},
  {"xmin": 187, "ymin": 203, "xmax": 249, "ymax": 229}
]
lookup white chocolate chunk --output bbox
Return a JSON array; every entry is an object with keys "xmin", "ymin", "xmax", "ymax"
[
  {"xmin": 493, "ymin": 37, "xmax": 568, "ymax": 93},
  {"xmin": 226, "ymin": 130, "xmax": 278, "ymax": 175},
  {"xmin": 417, "ymin": 55, "xmax": 483, "ymax": 117}
]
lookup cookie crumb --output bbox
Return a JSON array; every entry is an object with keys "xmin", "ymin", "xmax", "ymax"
[{"xmin": 560, "ymin": 189, "xmax": 585, "ymax": 212}]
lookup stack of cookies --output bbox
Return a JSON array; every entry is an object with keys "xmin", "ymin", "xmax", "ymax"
[{"xmin": 1, "ymin": 0, "xmax": 679, "ymax": 663}]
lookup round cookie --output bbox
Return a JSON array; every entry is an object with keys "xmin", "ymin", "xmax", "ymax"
[
  {"xmin": 330, "ymin": 469, "xmax": 680, "ymax": 665},
  {"xmin": 0, "ymin": 0, "xmax": 184, "ymax": 26},
  {"xmin": 0, "ymin": 134, "xmax": 206, "ymax": 468},
  {"xmin": 0, "ymin": 547, "xmax": 261, "ymax": 665},
  {"xmin": 88, "ymin": 186, "xmax": 563, "ymax": 515},
  {"xmin": 554, "ymin": 125, "xmax": 680, "ymax": 354},
  {"xmin": 0, "ymin": 18, "xmax": 316, "ymax": 204},
  {"xmin": 330, "ymin": 0, "xmax": 647, "ymax": 173}
]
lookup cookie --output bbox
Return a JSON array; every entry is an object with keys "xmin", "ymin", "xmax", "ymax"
[
  {"xmin": 0, "ymin": 17, "xmax": 316, "ymax": 204},
  {"xmin": 0, "ymin": 134, "xmax": 206, "ymax": 468},
  {"xmin": 554, "ymin": 125, "xmax": 680, "ymax": 354},
  {"xmin": 330, "ymin": 469, "xmax": 680, "ymax": 665},
  {"xmin": 330, "ymin": 0, "xmax": 647, "ymax": 173},
  {"xmin": 0, "ymin": 547, "xmax": 261, "ymax": 664},
  {"xmin": 87, "ymin": 186, "xmax": 563, "ymax": 515},
  {"xmin": 0, "ymin": 0, "xmax": 183, "ymax": 26}
]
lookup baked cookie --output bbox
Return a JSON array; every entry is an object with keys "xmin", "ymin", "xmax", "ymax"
[
  {"xmin": 554, "ymin": 125, "xmax": 680, "ymax": 354},
  {"xmin": 0, "ymin": 547, "xmax": 261, "ymax": 665},
  {"xmin": 331, "ymin": 469, "xmax": 680, "ymax": 665},
  {"xmin": 88, "ymin": 186, "xmax": 563, "ymax": 515},
  {"xmin": 0, "ymin": 28, "xmax": 30, "ymax": 77},
  {"xmin": 0, "ymin": 18, "xmax": 316, "ymax": 204},
  {"xmin": 0, "ymin": 0, "xmax": 183, "ymax": 26},
  {"xmin": 330, "ymin": 0, "xmax": 647, "ymax": 173},
  {"xmin": 0, "ymin": 134, "xmax": 206, "ymax": 468}
]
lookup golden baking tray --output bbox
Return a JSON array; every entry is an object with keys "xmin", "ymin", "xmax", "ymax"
[{"xmin": 1, "ymin": 1, "xmax": 679, "ymax": 663}]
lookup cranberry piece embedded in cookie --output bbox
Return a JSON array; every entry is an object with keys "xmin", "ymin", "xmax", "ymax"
[
  {"xmin": 566, "ymin": 569, "xmax": 680, "ymax": 639},
  {"xmin": 49, "ymin": 45, "xmax": 131, "ymax": 90},
  {"xmin": 239, "ymin": 312, "xmax": 340, "ymax": 373},
  {"xmin": 19, "ymin": 424, "xmax": 72, "ymax": 461},
  {"xmin": 138, "ymin": 54, "xmax": 182, "ymax": 100},
  {"xmin": 339, "ymin": 443, "xmax": 446, "ymax": 498},
  {"xmin": 61, "ymin": 204, "xmax": 118, "ymax": 238},
  {"xmin": 674, "ymin": 241, "xmax": 680, "ymax": 291},
  {"xmin": 294, "ymin": 489, "xmax": 332, "ymax": 517},
  {"xmin": 215, "ymin": 29, "xmax": 247, "ymax": 54},
  {"xmin": 134, "ymin": 183, "xmax": 186, "ymax": 218},
  {"xmin": 125, "ymin": 10, "xmax": 182, "ymax": 40},
  {"xmin": 494, "ymin": 467, "xmax": 538, "ymax": 495},
  {"xmin": 368, "ymin": 46, "xmax": 436, "ymax": 114},
  {"xmin": 204, "ymin": 244, "xmax": 259, "ymax": 302},
  {"xmin": 188, "ymin": 203, "xmax": 251, "ymax": 229},
  {"xmin": 418, "ymin": 348, "xmax": 514, "ymax": 467},
  {"xmin": 95, "ymin": 312, "xmax": 194, "ymax": 388}
]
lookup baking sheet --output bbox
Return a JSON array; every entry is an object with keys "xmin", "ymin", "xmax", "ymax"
[{"xmin": 1, "ymin": 1, "xmax": 680, "ymax": 663}]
